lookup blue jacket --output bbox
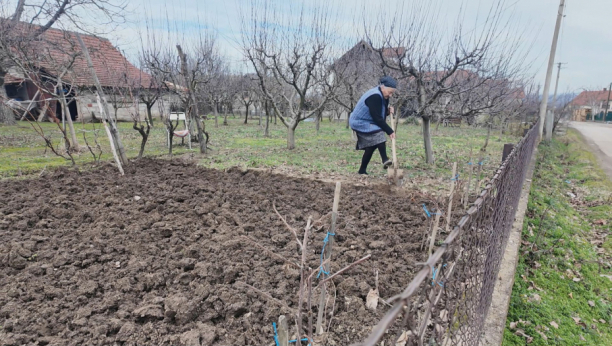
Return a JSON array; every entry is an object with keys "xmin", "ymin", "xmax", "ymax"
[{"xmin": 349, "ymin": 87, "xmax": 387, "ymax": 134}]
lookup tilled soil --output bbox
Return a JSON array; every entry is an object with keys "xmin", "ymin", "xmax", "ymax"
[{"xmin": 0, "ymin": 159, "xmax": 434, "ymax": 346}]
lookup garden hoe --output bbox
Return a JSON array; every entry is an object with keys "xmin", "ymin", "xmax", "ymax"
[{"xmin": 387, "ymin": 112, "xmax": 403, "ymax": 183}]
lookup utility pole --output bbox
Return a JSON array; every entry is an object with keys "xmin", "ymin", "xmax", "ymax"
[
  {"xmin": 605, "ymin": 82, "xmax": 612, "ymax": 122},
  {"xmin": 546, "ymin": 62, "xmax": 565, "ymax": 140},
  {"xmin": 538, "ymin": 0, "xmax": 566, "ymax": 140}
]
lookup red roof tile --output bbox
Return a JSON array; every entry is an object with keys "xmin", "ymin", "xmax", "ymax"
[
  {"xmin": 571, "ymin": 90, "xmax": 612, "ymax": 106},
  {"xmin": 7, "ymin": 22, "xmax": 153, "ymax": 88}
]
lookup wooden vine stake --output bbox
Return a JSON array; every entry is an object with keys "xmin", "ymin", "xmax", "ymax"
[
  {"xmin": 427, "ymin": 211, "xmax": 442, "ymax": 258},
  {"xmin": 463, "ymin": 146, "xmax": 474, "ymax": 209},
  {"xmin": 95, "ymin": 94, "xmax": 124, "ymax": 175},
  {"xmin": 445, "ymin": 162, "xmax": 457, "ymax": 233},
  {"xmin": 77, "ymin": 33, "xmax": 127, "ymax": 174},
  {"xmin": 278, "ymin": 315, "xmax": 289, "ymax": 346},
  {"xmin": 474, "ymin": 125, "xmax": 491, "ymax": 195},
  {"xmin": 387, "ymin": 111, "xmax": 403, "ymax": 185},
  {"xmin": 316, "ymin": 182, "xmax": 341, "ymax": 335}
]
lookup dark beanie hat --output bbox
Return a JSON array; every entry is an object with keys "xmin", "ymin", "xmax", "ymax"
[{"xmin": 380, "ymin": 76, "xmax": 397, "ymax": 88}]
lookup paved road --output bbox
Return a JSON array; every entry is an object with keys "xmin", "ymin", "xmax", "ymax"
[{"xmin": 570, "ymin": 121, "xmax": 612, "ymax": 180}]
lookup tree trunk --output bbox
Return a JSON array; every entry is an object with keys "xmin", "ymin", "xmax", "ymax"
[
  {"xmin": 265, "ymin": 110, "xmax": 270, "ymax": 137},
  {"xmin": 345, "ymin": 107, "xmax": 351, "ymax": 129},
  {"xmin": 0, "ymin": 75, "xmax": 16, "ymax": 124},
  {"xmin": 223, "ymin": 105, "xmax": 228, "ymax": 126},
  {"xmin": 422, "ymin": 116, "xmax": 434, "ymax": 164},
  {"xmin": 274, "ymin": 111, "xmax": 277, "ymax": 125},
  {"xmin": 258, "ymin": 104, "xmax": 262, "ymax": 126},
  {"xmin": 287, "ymin": 124, "xmax": 297, "ymax": 149},
  {"xmin": 315, "ymin": 112, "xmax": 320, "ymax": 134},
  {"xmin": 498, "ymin": 118, "xmax": 505, "ymax": 140},
  {"xmin": 264, "ymin": 101, "xmax": 270, "ymax": 137},
  {"xmin": 214, "ymin": 102, "xmax": 219, "ymax": 128},
  {"xmin": 58, "ymin": 80, "xmax": 80, "ymax": 151},
  {"xmin": 244, "ymin": 105, "xmax": 249, "ymax": 124},
  {"xmin": 146, "ymin": 104, "xmax": 154, "ymax": 127},
  {"xmin": 167, "ymin": 122, "xmax": 174, "ymax": 157},
  {"xmin": 134, "ymin": 121, "xmax": 150, "ymax": 159}
]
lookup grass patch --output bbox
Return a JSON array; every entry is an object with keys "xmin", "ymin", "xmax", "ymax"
[
  {"xmin": 503, "ymin": 129, "xmax": 612, "ymax": 345},
  {"xmin": 0, "ymin": 117, "xmax": 517, "ymax": 184}
]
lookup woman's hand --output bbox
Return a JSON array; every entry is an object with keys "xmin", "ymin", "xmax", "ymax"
[{"xmin": 390, "ymin": 133, "xmax": 396, "ymax": 140}]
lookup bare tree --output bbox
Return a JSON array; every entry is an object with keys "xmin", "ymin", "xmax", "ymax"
[
  {"xmin": 364, "ymin": 0, "xmax": 532, "ymax": 163},
  {"xmin": 551, "ymin": 90, "xmax": 576, "ymax": 132},
  {"xmin": 237, "ymin": 74, "xmax": 257, "ymax": 124},
  {"xmin": 241, "ymin": 0, "xmax": 338, "ymax": 149},
  {"xmin": 219, "ymin": 73, "xmax": 240, "ymax": 126},
  {"xmin": 197, "ymin": 55, "xmax": 228, "ymax": 128},
  {"xmin": 138, "ymin": 75, "xmax": 161, "ymax": 127},
  {"xmin": 106, "ymin": 59, "xmax": 152, "ymax": 159},
  {"xmin": 142, "ymin": 19, "xmax": 221, "ymax": 154}
]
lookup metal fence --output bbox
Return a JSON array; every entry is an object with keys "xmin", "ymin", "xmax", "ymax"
[{"xmin": 361, "ymin": 120, "xmax": 540, "ymax": 346}]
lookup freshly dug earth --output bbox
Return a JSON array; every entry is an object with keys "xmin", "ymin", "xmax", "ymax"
[{"xmin": 0, "ymin": 159, "xmax": 435, "ymax": 346}]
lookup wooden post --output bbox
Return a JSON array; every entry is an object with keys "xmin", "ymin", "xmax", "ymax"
[
  {"xmin": 463, "ymin": 146, "xmax": 474, "ymax": 209},
  {"xmin": 95, "ymin": 94, "xmax": 124, "ymax": 175},
  {"xmin": 316, "ymin": 182, "xmax": 341, "ymax": 334},
  {"xmin": 76, "ymin": 33, "xmax": 128, "ymax": 166},
  {"xmin": 427, "ymin": 212, "xmax": 442, "ymax": 258},
  {"xmin": 278, "ymin": 315, "xmax": 289, "ymax": 346},
  {"xmin": 37, "ymin": 102, "xmax": 49, "ymax": 122},
  {"xmin": 445, "ymin": 163, "xmax": 457, "ymax": 233},
  {"xmin": 58, "ymin": 79, "xmax": 80, "ymax": 150},
  {"xmin": 19, "ymin": 90, "xmax": 40, "ymax": 121},
  {"xmin": 502, "ymin": 144, "xmax": 514, "ymax": 162}
]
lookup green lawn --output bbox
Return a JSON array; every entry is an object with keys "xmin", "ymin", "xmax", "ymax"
[
  {"xmin": 0, "ymin": 117, "xmax": 517, "ymax": 189},
  {"xmin": 503, "ymin": 130, "xmax": 612, "ymax": 345}
]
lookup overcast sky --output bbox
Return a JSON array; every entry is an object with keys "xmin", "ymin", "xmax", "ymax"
[{"xmin": 9, "ymin": 0, "xmax": 611, "ymax": 95}]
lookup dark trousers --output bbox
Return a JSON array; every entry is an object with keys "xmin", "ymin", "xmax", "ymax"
[{"xmin": 359, "ymin": 142, "xmax": 389, "ymax": 174}]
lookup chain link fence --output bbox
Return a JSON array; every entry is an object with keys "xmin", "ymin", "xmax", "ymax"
[{"xmin": 361, "ymin": 120, "xmax": 540, "ymax": 346}]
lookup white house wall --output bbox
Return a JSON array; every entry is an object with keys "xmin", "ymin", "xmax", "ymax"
[{"xmin": 75, "ymin": 91, "xmax": 175, "ymax": 122}]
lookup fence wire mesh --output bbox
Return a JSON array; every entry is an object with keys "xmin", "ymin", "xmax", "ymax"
[{"xmin": 361, "ymin": 120, "xmax": 540, "ymax": 346}]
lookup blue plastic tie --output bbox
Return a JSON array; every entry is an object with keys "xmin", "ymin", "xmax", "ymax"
[
  {"xmin": 317, "ymin": 231, "xmax": 335, "ymax": 278},
  {"xmin": 451, "ymin": 174, "xmax": 460, "ymax": 181},
  {"xmin": 423, "ymin": 204, "xmax": 441, "ymax": 218},
  {"xmin": 273, "ymin": 323, "xmax": 280, "ymax": 346},
  {"xmin": 289, "ymin": 338, "xmax": 309, "ymax": 343},
  {"xmin": 431, "ymin": 264, "xmax": 447, "ymax": 287},
  {"xmin": 468, "ymin": 162, "xmax": 473, "ymax": 165},
  {"xmin": 422, "ymin": 204, "xmax": 432, "ymax": 218}
]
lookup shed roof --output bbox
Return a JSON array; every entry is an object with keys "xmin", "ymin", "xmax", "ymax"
[{"xmin": 6, "ymin": 22, "xmax": 153, "ymax": 89}]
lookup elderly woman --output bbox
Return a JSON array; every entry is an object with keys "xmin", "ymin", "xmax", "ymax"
[{"xmin": 349, "ymin": 76, "xmax": 397, "ymax": 175}]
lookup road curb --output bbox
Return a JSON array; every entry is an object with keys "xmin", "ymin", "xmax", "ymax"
[{"xmin": 480, "ymin": 146, "xmax": 538, "ymax": 346}]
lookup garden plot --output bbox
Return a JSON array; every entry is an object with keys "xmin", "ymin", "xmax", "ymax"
[{"xmin": 0, "ymin": 159, "xmax": 438, "ymax": 345}]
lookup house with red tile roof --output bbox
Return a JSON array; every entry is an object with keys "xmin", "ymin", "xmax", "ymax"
[
  {"xmin": 570, "ymin": 88, "xmax": 612, "ymax": 121},
  {"xmin": 3, "ymin": 22, "xmax": 172, "ymax": 122}
]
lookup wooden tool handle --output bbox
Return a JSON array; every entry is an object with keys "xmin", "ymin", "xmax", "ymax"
[{"xmin": 390, "ymin": 113, "xmax": 398, "ymax": 170}]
